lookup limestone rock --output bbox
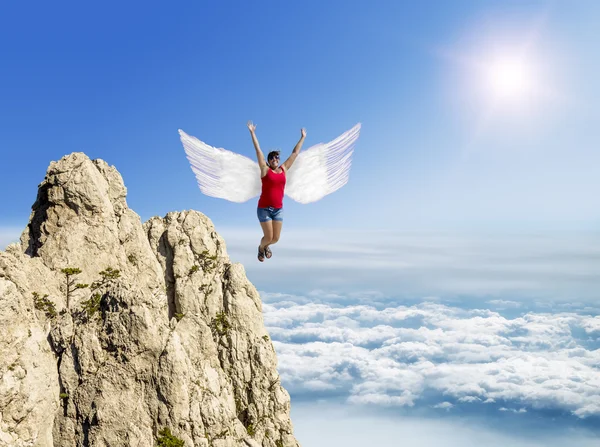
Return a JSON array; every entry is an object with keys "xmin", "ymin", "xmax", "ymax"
[{"xmin": 0, "ymin": 153, "xmax": 300, "ymax": 447}]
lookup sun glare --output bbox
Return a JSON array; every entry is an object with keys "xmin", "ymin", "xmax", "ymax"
[
  {"xmin": 439, "ymin": 14, "xmax": 563, "ymax": 127},
  {"xmin": 485, "ymin": 56, "xmax": 535, "ymax": 103}
]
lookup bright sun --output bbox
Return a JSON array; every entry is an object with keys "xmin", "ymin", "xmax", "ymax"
[
  {"xmin": 442, "ymin": 18, "xmax": 564, "ymax": 136},
  {"xmin": 483, "ymin": 56, "xmax": 536, "ymax": 104}
]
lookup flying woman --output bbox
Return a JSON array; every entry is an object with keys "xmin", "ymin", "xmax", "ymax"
[
  {"xmin": 247, "ymin": 120, "xmax": 306, "ymax": 261},
  {"xmin": 178, "ymin": 121, "xmax": 361, "ymax": 261}
]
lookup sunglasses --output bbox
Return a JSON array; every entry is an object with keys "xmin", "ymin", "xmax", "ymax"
[{"xmin": 270, "ymin": 156, "xmax": 280, "ymax": 161}]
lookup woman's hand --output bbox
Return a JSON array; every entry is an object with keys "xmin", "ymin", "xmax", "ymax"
[
  {"xmin": 301, "ymin": 128, "xmax": 307, "ymax": 138},
  {"xmin": 247, "ymin": 121, "xmax": 256, "ymax": 133}
]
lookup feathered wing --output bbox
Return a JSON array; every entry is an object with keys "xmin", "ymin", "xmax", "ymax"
[
  {"xmin": 285, "ymin": 123, "xmax": 361, "ymax": 204},
  {"xmin": 179, "ymin": 129, "xmax": 261, "ymax": 203}
]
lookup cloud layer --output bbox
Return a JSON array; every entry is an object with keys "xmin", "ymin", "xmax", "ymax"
[
  {"xmin": 260, "ymin": 291, "xmax": 600, "ymax": 421},
  {"xmin": 291, "ymin": 401, "xmax": 600, "ymax": 447},
  {"xmin": 220, "ymin": 228, "xmax": 600, "ymax": 302}
]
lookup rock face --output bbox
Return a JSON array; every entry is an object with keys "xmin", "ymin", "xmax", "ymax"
[{"xmin": 0, "ymin": 153, "xmax": 300, "ymax": 447}]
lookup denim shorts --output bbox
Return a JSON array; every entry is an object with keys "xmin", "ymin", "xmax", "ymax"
[{"xmin": 257, "ymin": 207, "xmax": 283, "ymax": 223}]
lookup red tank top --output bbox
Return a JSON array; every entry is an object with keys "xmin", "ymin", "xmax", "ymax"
[{"xmin": 258, "ymin": 168, "xmax": 286, "ymax": 208}]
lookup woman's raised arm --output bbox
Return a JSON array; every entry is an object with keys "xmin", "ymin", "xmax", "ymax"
[
  {"xmin": 282, "ymin": 128, "xmax": 306, "ymax": 171},
  {"xmin": 248, "ymin": 121, "xmax": 267, "ymax": 168}
]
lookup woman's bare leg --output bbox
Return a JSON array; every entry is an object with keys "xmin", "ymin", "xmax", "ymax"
[
  {"xmin": 265, "ymin": 221, "xmax": 282, "ymax": 257},
  {"xmin": 260, "ymin": 221, "xmax": 273, "ymax": 250}
]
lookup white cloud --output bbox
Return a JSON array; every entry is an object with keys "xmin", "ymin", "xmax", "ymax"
[
  {"xmin": 262, "ymin": 292, "xmax": 600, "ymax": 420},
  {"xmin": 499, "ymin": 407, "xmax": 527, "ymax": 413},
  {"xmin": 432, "ymin": 402, "xmax": 454, "ymax": 410},
  {"xmin": 582, "ymin": 316, "xmax": 600, "ymax": 334}
]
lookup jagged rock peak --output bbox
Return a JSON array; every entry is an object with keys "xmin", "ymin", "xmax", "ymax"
[{"xmin": 0, "ymin": 152, "xmax": 300, "ymax": 447}]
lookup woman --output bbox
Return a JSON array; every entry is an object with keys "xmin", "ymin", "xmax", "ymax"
[{"xmin": 248, "ymin": 120, "xmax": 306, "ymax": 262}]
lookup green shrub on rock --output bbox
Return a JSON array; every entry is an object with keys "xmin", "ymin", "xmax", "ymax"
[
  {"xmin": 157, "ymin": 427, "xmax": 184, "ymax": 447},
  {"xmin": 81, "ymin": 293, "xmax": 102, "ymax": 319},
  {"xmin": 33, "ymin": 292, "xmax": 57, "ymax": 318},
  {"xmin": 211, "ymin": 312, "xmax": 230, "ymax": 336}
]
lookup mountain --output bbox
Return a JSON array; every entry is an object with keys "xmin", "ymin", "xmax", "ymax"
[{"xmin": 0, "ymin": 152, "xmax": 300, "ymax": 447}]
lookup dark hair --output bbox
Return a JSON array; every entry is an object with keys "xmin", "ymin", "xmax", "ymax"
[{"xmin": 267, "ymin": 150, "xmax": 280, "ymax": 161}]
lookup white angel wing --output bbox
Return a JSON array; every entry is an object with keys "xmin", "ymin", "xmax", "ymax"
[
  {"xmin": 179, "ymin": 129, "xmax": 261, "ymax": 203},
  {"xmin": 285, "ymin": 123, "xmax": 361, "ymax": 204}
]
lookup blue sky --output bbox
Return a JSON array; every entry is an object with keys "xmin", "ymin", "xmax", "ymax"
[
  {"xmin": 1, "ymin": 1, "xmax": 599, "ymax": 445},
  {"xmin": 1, "ymin": 0, "xmax": 599, "ymax": 231}
]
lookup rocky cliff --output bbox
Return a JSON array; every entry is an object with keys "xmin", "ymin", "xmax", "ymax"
[{"xmin": 0, "ymin": 153, "xmax": 300, "ymax": 447}]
